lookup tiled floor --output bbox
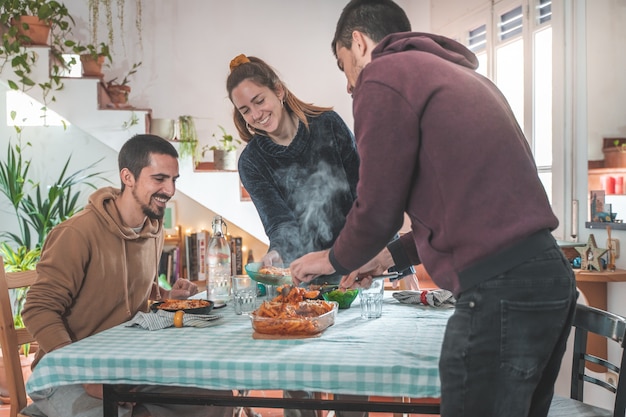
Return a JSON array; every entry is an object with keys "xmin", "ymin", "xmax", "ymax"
[{"xmin": 0, "ymin": 390, "xmax": 438, "ymax": 417}]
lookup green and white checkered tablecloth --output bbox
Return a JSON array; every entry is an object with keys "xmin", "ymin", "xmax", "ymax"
[{"xmin": 26, "ymin": 292, "xmax": 452, "ymax": 398}]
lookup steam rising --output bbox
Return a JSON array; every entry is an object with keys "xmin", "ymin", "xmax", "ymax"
[{"xmin": 277, "ymin": 160, "xmax": 352, "ymax": 263}]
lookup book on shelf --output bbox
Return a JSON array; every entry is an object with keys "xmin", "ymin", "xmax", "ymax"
[
  {"xmin": 185, "ymin": 233, "xmax": 199, "ymax": 281},
  {"xmin": 229, "ymin": 236, "xmax": 243, "ymax": 275},
  {"xmin": 196, "ymin": 230, "xmax": 210, "ymax": 281}
]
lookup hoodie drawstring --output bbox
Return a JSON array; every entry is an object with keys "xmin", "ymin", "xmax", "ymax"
[{"xmin": 121, "ymin": 240, "xmax": 132, "ymax": 316}]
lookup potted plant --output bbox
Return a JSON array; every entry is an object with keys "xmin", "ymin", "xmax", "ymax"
[
  {"xmin": 0, "ymin": 0, "xmax": 76, "ymax": 115},
  {"xmin": 175, "ymin": 115, "xmax": 199, "ymax": 161},
  {"xmin": 66, "ymin": 41, "xmax": 112, "ymax": 77},
  {"xmin": 0, "ymin": 0, "xmax": 74, "ymax": 46},
  {"xmin": 104, "ymin": 61, "xmax": 141, "ymax": 107},
  {"xmin": 0, "ymin": 134, "xmax": 107, "ymax": 250},
  {"xmin": 204, "ymin": 125, "xmax": 241, "ymax": 171}
]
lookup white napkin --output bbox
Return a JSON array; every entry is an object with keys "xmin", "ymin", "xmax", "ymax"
[
  {"xmin": 393, "ymin": 289, "xmax": 456, "ymax": 308},
  {"xmin": 125, "ymin": 309, "xmax": 222, "ymax": 330}
]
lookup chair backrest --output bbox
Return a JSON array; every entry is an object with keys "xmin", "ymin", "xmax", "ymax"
[
  {"xmin": 0, "ymin": 257, "xmax": 38, "ymax": 417},
  {"xmin": 570, "ymin": 303, "xmax": 626, "ymax": 417}
]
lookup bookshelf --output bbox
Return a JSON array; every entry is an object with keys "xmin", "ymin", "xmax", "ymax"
[{"xmin": 161, "ymin": 225, "xmax": 184, "ymax": 285}]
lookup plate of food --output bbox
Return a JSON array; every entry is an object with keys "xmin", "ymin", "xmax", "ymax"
[
  {"xmin": 150, "ymin": 299, "xmax": 214, "ymax": 315},
  {"xmin": 248, "ymin": 285, "xmax": 338, "ymax": 338},
  {"xmin": 249, "ymin": 300, "xmax": 338, "ymax": 337},
  {"xmin": 245, "ymin": 262, "xmax": 292, "ymax": 286}
]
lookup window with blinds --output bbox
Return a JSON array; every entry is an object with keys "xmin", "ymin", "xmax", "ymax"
[
  {"xmin": 538, "ymin": 0, "xmax": 552, "ymax": 24},
  {"xmin": 499, "ymin": 6, "xmax": 523, "ymax": 40},
  {"xmin": 468, "ymin": 24, "xmax": 487, "ymax": 53}
]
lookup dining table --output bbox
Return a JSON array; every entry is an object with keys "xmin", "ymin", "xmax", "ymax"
[{"xmin": 25, "ymin": 291, "xmax": 453, "ymax": 416}]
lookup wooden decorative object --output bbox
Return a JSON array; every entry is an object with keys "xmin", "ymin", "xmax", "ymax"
[{"xmin": 575, "ymin": 234, "xmax": 608, "ymax": 271}]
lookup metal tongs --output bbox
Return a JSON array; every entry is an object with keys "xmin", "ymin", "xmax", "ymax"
[{"xmin": 354, "ymin": 272, "xmax": 400, "ymax": 283}]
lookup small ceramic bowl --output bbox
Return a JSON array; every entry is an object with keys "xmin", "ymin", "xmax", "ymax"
[{"xmin": 322, "ymin": 288, "xmax": 359, "ymax": 309}]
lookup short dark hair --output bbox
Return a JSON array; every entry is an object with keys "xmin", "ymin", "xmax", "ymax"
[
  {"xmin": 332, "ymin": 0, "xmax": 411, "ymax": 57},
  {"xmin": 118, "ymin": 134, "xmax": 178, "ymax": 190}
]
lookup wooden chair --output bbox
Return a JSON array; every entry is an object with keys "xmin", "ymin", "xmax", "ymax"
[
  {"xmin": 549, "ymin": 303, "xmax": 626, "ymax": 417},
  {"xmin": 0, "ymin": 257, "xmax": 38, "ymax": 417}
]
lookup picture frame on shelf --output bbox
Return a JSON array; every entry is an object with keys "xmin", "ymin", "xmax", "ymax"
[{"xmin": 163, "ymin": 202, "xmax": 177, "ymax": 236}]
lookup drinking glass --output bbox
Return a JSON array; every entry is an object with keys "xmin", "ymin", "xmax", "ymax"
[
  {"xmin": 359, "ymin": 279, "xmax": 384, "ymax": 319},
  {"xmin": 231, "ymin": 275, "xmax": 257, "ymax": 315}
]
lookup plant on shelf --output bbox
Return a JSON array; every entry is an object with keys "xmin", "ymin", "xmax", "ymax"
[
  {"xmin": 613, "ymin": 139, "xmax": 626, "ymax": 152},
  {"xmin": 104, "ymin": 61, "xmax": 141, "ymax": 107},
  {"xmin": 0, "ymin": 0, "xmax": 75, "ymax": 46},
  {"xmin": 0, "ymin": 0, "xmax": 77, "ymax": 117},
  {"xmin": 202, "ymin": 125, "xmax": 242, "ymax": 170},
  {"xmin": 176, "ymin": 115, "xmax": 199, "ymax": 162},
  {"xmin": 66, "ymin": 40, "xmax": 112, "ymax": 77}
]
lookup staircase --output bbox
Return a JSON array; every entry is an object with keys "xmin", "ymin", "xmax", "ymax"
[{"xmin": 0, "ymin": 45, "xmax": 267, "ymax": 245}]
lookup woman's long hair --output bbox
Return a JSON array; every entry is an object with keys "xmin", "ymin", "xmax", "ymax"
[{"xmin": 226, "ymin": 56, "xmax": 332, "ymax": 143}]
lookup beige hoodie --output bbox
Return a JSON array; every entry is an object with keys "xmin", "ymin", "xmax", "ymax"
[{"xmin": 23, "ymin": 187, "xmax": 164, "ymax": 367}]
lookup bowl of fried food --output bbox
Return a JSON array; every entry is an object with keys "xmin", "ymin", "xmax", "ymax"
[
  {"xmin": 245, "ymin": 262, "xmax": 292, "ymax": 286},
  {"xmin": 249, "ymin": 285, "xmax": 338, "ymax": 337},
  {"xmin": 150, "ymin": 299, "xmax": 214, "ymax": 315},
  {"xmin": 322, "ymin": 288, "xmax": 359, "ymax": 309}
]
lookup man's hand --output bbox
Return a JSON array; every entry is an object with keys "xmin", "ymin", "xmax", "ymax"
[
  {"xmin": 338, "ymin": 248, "xmax": 394, "ymax": 289},
  {"xmin": 290, "ymin": 249, "xmax": 335, "ymax": 286},
  {"xmin": 169, "ymin": 278, "xmax": 198, "ymax": 299}
]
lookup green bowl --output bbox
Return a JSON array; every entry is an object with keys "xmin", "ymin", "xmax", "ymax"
[{"xmin": 322, "ymin": 288, "xmax": 359, "ymax": 309}]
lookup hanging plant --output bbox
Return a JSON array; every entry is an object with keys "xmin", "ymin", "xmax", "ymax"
[
  {"xmin": 88, "ymin": 0, "xmax": 143, "ymax": 51},
  {"xmin": 176, "ymin": 115, "xmax": 199, "ymax": 162}
]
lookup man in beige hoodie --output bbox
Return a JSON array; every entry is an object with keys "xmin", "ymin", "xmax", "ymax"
[{"xmin": 22, "ymin": 134, "xmax": 232, "ymax": 417}]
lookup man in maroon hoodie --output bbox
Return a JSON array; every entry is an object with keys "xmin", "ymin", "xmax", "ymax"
[{"xmin": 291, "ymin": 1, "xmax": 577, "ymax": 416}]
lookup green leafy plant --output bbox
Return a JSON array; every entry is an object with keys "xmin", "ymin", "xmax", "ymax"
[
  {"xmin": 0, "ymin": 0, "xmax": 77, "ymax": 117},
  {"xmin": 104, "ymin": 61, "xmax": 141, "ymax": 105},
  {"xmin": 1, "ymin": 243, "xmax": 40, "ymax": 356},
  {"xmin": 0, "ymin": 119, "xmax": 109, "ymax": 249},
  {"xmin": 176, "ymin": 115, "xmax": 199, "ymax": 161},
  {"xmin": 106, "ymin": 61, "xmax": 141, "ymax": 87},
  {"xmin": 208, "ymin": 125, "xmax": 241, "ymax": 152},
  {"xmin": 88, "ymin": 0, "xmax": 143, "ymax": 51},
  {"xmin": 613, "ymin": 139, "xmax": 626, "ymax": 152},
  {"xmin": 122, "ymin": 111, "xmax": 139, "ymax": 130},
  {"xmin": 66, "ymin": 40, "xmax": 112, "ymax": 63}
]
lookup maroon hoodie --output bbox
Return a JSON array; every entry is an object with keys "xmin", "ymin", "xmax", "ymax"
[{"xmin": 329, "ymin": 32, "xmax": 558, "ymax": 295}]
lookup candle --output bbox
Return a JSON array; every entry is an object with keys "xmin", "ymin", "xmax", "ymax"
[
  {"xmin": 617, "ymin": 176, "xmax": 624, "ymax": 195},
  {"xmin": 602, "ymin": 175, "xmax": 616, "ymax": 194}
]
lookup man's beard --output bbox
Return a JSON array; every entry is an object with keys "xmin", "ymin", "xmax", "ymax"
[
  {"xmin": 143, "ymin": 204, "xmax": 165, "ymax": 220},
  {"xmin": 133, "ymin": 189, "xmax": 166, "ymax": 220}
]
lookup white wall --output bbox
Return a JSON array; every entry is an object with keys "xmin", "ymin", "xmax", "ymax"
[
  {"xmin": 586, "ymin": 0, "xmax": 626, "ymax": 161},
  {"xmin": 49, "ymin": 0, "xmax": 431, "ymax": 252},
  {"xmin": 65, "ymin": 0, "xmax": 429, "ymax": 154}
]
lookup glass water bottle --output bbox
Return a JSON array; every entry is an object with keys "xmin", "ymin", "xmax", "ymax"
[{"xmin": 207, "ymin": 216, "xmax": 231, "ymax": 304}]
